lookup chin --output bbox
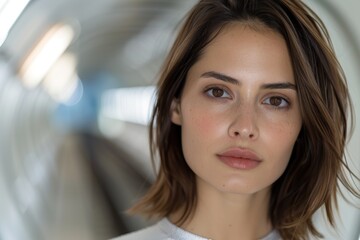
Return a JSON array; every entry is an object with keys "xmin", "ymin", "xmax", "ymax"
[{"xmin": 216, "ymin": 180, "xmax": 271, "ymax": 195}]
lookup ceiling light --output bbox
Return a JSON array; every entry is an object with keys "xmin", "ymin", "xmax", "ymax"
[
  {"xmin": 42, "ymin": 53, "xmax": 82, "ymax": 104},
  {"xmin": 0, "ymin": 0, "xmax": 30, "ymax": 47},
  {"xmin": 100, "ymin": 86, "xmax": 156, "ymax": 125},
  {"xmin": 18, "ymin": 23, "xmax": 75, "ymax": 88}
]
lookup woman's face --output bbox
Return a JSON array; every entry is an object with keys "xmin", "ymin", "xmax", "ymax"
[{"xmin": 171, "ymin": 23, "xmax": 302, "ymax": 196}]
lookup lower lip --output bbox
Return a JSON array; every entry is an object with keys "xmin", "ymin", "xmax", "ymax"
[{"xmin": 218, "ymin": 156, "xmax": 261, "ymax": 170}]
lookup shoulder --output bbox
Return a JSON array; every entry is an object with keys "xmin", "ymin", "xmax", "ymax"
[{"xmin": 110, "ymin": 221, "xmax": 167, "ymax": 240}]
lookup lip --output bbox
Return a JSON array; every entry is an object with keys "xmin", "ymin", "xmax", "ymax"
[{"xmin": 217, "ymin": 148, "xmax": 262, "ymax": 170}]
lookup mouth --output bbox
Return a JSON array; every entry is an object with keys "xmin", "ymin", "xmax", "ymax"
[{"xmin": 217, "ymin": 148, "xmax": 262, "ymax": 170}]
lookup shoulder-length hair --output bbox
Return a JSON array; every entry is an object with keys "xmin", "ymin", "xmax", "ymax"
[{"xmin": 130, "ymin": 0, "xmax": 358, "ymax": 239}]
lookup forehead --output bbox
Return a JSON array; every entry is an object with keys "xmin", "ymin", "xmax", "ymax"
[
  {"xmin": 205, "ymin": 22, "xmax": 290, "ymax": 65},
  {"xmin": 188, "ymin": 21, "xmax": 294, "ymax": 84}
]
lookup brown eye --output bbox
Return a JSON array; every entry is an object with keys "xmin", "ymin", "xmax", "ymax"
[
  {"xmin": 212, "ymin": 88, "xmax": 225, "ymax": 97},
  {"xmin": 205, "ymin": 87, "xmax": 231, "ymax": 98},
  {"xmin": 269, "ymin": 97, "xmax": 283, "ymax": 106},
  {"xmin": 263, "ymin": 96, "xmax": 289, "ymax": 108}
]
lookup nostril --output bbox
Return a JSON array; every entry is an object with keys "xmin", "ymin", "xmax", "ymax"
[{"xmin": 231, "ymin": 130, "xmax": 255, "ymax": 138}]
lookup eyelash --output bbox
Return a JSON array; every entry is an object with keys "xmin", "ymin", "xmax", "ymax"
[
  {"xmin": 204, "ymin": 86, "xmax": 291, "ymax": 109},
  {"xmin": 204, "ymin": 86, "xmax": 232, "ymax": 99},
  {"xmin": 262, "ymin": 96, "xmax": 290, "ymax": 109}
]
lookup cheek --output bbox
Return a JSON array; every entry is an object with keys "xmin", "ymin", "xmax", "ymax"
[
  {"xmin": 264, "ymin": 120, "xmax": 301, "ymax": 167},
  {"xmin": 180, "ymin": 106, "xmax": 227, "ymax": 167},
  {"xmin": 182, "ymin": 106, "xmax": 224, "ymax": 137},
  {"xmin": 263, "ymin": 110, "xmax": 301, "ymax": 141},
  {"xmin": 262, "ymin": 112, "xmax": 301, "ymax": 149}
]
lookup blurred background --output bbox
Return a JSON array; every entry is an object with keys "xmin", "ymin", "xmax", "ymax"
[{"xmin": 0, "ymin": 0, "xmax": 359, "ymax": 239}]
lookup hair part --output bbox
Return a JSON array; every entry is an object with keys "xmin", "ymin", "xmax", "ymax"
[{"xmin": 129, "ymin": 1, "xmax": 358, "ymax": 239}]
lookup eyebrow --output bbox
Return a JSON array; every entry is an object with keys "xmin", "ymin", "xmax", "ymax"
[
  {"xmin": 200, "ymin": 71, "xmax": 297, "ymax": 90},
  {"xmin": 262, "ymin": 82, "xmax": 297, "ymax": 90},
  {"xmin": 201, "ymin": 71, "xmax": 240, "ymax": 85}
]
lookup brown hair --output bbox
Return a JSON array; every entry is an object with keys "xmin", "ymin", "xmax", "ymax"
[{"xmin": 130, "ymin": 0, "xmax": 359, "ymax": 239}]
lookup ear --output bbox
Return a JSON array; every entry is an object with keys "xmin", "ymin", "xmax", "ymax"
[{"xmin": 170, "ymin": 98, "xmax": 182, "ymax": 125}]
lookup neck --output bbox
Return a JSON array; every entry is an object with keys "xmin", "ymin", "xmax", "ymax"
[{"xmin": 170, "ymin": 179, "xmax": 273, "ymax": 240}]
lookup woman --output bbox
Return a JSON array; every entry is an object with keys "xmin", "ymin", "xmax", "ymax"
[{"xmin": 114, "ymin": 0, "xmax": 359, "ymax": 239}]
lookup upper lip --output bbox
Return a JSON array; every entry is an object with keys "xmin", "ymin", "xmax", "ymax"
[{"xmin": 217, "ymin": 148, "xmax": 261, "ymax": 161}]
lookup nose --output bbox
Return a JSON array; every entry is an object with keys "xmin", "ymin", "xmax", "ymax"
[{"xmin": 228, "ymin": 105, "xmax": 259, "ymax": 140}]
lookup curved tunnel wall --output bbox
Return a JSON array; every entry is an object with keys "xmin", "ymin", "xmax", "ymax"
[
  {"xmin": 0, "ymin": 1, "xmax": 359, "ymax": 239},
  {"xmin": 0, "ymin": 56, "xmax": 62, "ymax": 239},
  {"xmin": 307, "ymin": 0, "xmax": 360, "ymax": 239}
]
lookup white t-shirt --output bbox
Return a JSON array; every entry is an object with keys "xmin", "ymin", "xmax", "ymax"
[{"xmin": 111, "ymin": 218, "xmax": 281, "ymax": 240}]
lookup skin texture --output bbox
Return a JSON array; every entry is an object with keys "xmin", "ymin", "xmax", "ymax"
[{"xmin": 170, "ymin": 23, "xmax": 303, "ymax": 240}]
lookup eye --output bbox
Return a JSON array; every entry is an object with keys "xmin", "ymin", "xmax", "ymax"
[
  {"xmin": 205, "ymin": 87, "xmax": 231, "ymax": 99},
  {"xmin": 263, "ymin": 96, "xmax": 289, "ymax": 108}
]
